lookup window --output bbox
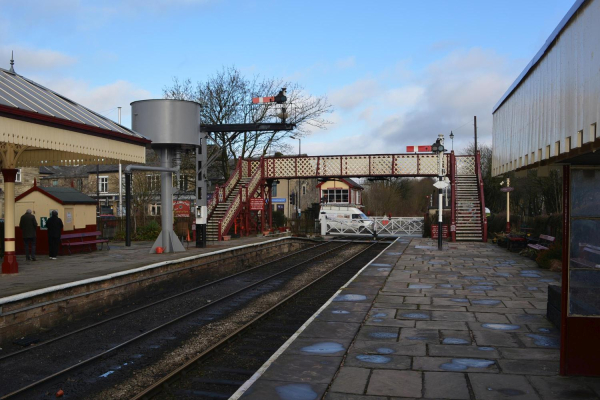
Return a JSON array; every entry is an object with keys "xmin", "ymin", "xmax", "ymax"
[
  {"xmin": 99, "ymin": 176, "xmax": 108, "ymax": 193},
  {"xmin": 302, "ymin": 185, "xmax": 306, "ymax": 195},
  {"xmin": 178, "ymin": 174, "xmax": 190, "ymax": 191},
  {"xmin": 272, "ymin": 181, "xmax": 278, "ymax": 197},
  {"xmin": 149, "ymin": 204, "xmax": 161, "ymax": 216},
  {"xmin": 322, "ymin": 189, "xmax": 349, "ymax": 203},
  {"xmin": 52, "ymin": 179, "xmax": 59, "ymax": 187},
  {"xmin": 76, "ymin": 178, "xmax": 83, "ymax": 192},
  {"xmin": 15, "ymin": 169, "xmax": 21, "ymax": 183},
  {"xmin": 147, "ymin": 174, "xmax": 160, "ymax": 191}
]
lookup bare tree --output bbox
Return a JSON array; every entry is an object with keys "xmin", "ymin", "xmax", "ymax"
[{"xmin": 163, "ymin": 66, "xmax": 333, "ymax": 179}]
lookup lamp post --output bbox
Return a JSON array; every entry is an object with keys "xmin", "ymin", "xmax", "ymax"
[
  {"xmin": 450, "ymin": 131, "xmax": 454, "ymax": 152},
  {"xmin": 431, "ymin": 134, "xmax": 446, "ymax": 251},
  {"xmin": 291, "ymin": 136, "xmax": 301, "ymax": 218},
  {"xmin": 500, "ymin": 179, "xmax": 512, "ymax": 233}
]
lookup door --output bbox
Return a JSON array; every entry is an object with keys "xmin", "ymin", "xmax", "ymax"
[{"xmin": 64, "ymin": 208, "xmax": 74, "ymax": 231}]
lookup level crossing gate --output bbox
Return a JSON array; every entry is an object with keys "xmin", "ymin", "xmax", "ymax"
[
  {"xmin": 206, "ymin": 152, "xmax": 487, "ymax": 243},
  {"xmin": 321, "ymin": 216, "xmax": 424, "ymax": 237}
]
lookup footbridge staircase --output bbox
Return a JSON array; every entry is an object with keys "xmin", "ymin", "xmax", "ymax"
[{"xmin": 206, "ymin": 152, "xmax": 487, "ymax": 242}]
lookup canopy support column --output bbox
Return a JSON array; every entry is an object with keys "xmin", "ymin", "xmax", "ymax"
[{"xmin": 2, "ymin": 169, "xmax": 18, "ymax": 274}]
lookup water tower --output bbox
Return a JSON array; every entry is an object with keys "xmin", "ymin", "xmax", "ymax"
[{"xmin": 131, "ymin": 99, "xmax": 203, "ymax": 253}]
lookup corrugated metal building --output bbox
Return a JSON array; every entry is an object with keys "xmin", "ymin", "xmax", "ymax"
[
  {"xmin": 492, "ymin": 0, "xmax": 600, "ymax": 176},
  {"xmin": 492, "ymin": 0, "xmax": 600, "ymax": 377}
]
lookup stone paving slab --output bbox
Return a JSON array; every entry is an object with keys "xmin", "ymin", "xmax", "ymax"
[{"xmin": 237, "ymin": 238, "xmax": 600, "ymax": 399}]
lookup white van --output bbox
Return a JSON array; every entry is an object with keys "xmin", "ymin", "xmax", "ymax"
[{"xmin": 319, "ymin": 205, "xmax": 374, "ymax": 234}]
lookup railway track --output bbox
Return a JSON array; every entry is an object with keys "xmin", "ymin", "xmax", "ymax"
[
  {"xmin": 131, "ymin": 239, "xmax": 390, "ymax": 400},
  {"xmin": 0, "ymin": 238, "xmax": 367, "ymax": 399}
]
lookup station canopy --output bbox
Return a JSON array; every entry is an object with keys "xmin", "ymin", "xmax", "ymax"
[{"xmin": 0, "ymin": 67, "xmax": 150, "ymax": 167}]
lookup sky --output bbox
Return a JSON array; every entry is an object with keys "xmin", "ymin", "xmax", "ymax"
[{"xmin": 0, "ymin": 0, "xmax": 576, "ymax": 156}]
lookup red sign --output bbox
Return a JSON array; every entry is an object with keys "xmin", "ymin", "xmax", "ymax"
[
  {"xmin": 250, "ymin": 198, "xmax": 264, "ymax": 211},
  {"xmin": 173, "ymin": 200, "xmax": 191, "ymax": 217},
  {"xmin": 406, "ymin": 145, "xmax": 432, "ymax": 152},
  {"xmin": 431, "ymin": 224, "xmax": 449, "ymax": 239}
]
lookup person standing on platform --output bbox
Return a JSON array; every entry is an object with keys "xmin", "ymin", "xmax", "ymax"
[
  {"xmin": 47, "ymin": 210, "xmax": 63, "ymax": 260},
  {"xmin": 19, "ymin": 209, "xmax": 38, "ymax": 261}
]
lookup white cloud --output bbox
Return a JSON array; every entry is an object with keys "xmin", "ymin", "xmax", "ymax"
[
  {"xmin": 328, "ymin": 79, "xmax": 379, "ymax": 111},
  {"xmin": 335, "ymin": 56, "xmax": 356, "ymax": 70},
  {"xmin": 0, "ymin": 46, "xmax": 76, "ymax": 72},
  {"xmin": 310, "ymin": 47, "xmax": 520, "ymax": 156},
  {"xmin": 385, "ymin": 85, "xmax": 425, "ymax": 109}
]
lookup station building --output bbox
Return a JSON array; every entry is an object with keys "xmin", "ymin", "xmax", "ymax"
[
  {"xmin": 14, "ymin": 185, "xmax": 97, "ymax": 255},
  {"xmin": 492, "ymin": 0, "xmax": 600, "ymax": 376}
]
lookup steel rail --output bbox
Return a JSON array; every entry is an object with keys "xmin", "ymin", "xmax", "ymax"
[
  {"xmin": 0, "ymin": 239, "xmax": 332, "ymax": 363},
  {"xmin": 0, "ymin": 240, "xmax": 355, "ymax": 399},
  {"xmin": 131, "ymin": 239, "xmax": 384, "ymax": 400}
]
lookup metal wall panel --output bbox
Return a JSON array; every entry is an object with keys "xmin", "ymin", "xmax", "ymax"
[{"xmin": 492, "ymin": 0, "xmax": 600, "ymax": 176}]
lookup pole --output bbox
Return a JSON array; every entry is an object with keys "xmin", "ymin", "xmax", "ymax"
[
  {"xmin": 506, "ymin": 178, "xmax": 511, "ymax": 233},
  {"xmin": 474, "ymin": 116, "xmax": 478, "ymax": 156},
  {"xmin": 297, "ymin": 138, "xmax": 301, "ymax": 219},
  {"xmin": 96, "ymin": 164, "xmax": 100, "ymax": 215},
  {"xmin": 437, "ymin": 134, "xmax": 444, "ymax": 251},
  {"xmin": 125, "ymin": 172, "xmax": 131, "ymax": 247},
  {"xmin": 118, "ymin": 107, "xmax": 122, "ymax": 217}
]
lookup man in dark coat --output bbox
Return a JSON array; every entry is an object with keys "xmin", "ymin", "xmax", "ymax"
[
  {"xmin": 47, "ymin": 210, "xmax": 63, "ymax": 260},
  {"xmin": 19, "ymin": 209, "xmax": 38, "ymax": 261}
]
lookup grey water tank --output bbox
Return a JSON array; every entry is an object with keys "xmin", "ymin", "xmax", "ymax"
[{"xmin": 131, "ymin": 99, "xmax": 201, "ymax": 147}]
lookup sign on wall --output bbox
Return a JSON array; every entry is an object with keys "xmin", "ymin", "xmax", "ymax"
[
  {"xmin": 40, "ymin": 217, "xmax": 48, "ymax": 230},
  {"xmin": 250, "ymin": 198, "xmax": 264, "ymax": 211},
  {"xmin": 173, "ymin": 200, "xmax": 191, "ymax": 217}
]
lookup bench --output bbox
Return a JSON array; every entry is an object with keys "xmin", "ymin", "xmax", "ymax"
[
  {"xmin": 61, "ymin": 231, "xmax": 110, "ymax": 255},
  {"xmin": 527, "ymin": 234, "xmax": 555, "ymax": 252},
  {"xmin": 507, "ymin": 234, "xmax": 527, "ymax": 252},
  {"xmin": 571, "ymin": 243, "xmax": 600, "ymax": 269}
]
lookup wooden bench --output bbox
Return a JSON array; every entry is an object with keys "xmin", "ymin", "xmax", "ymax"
[
  {"xmin": 527, "ymin": 234, "xmax": 555, "ymax": 252},
  {"xmin": 571, "ymin": 243, "xmax": 600, "ymax": 269},
  {"xmin": 507, "ymin": 234, "xmax": 527, "ymax": 252},
  {"xmin": 61, "ymin": 231, "xmax": 110, "ymax": 255}
]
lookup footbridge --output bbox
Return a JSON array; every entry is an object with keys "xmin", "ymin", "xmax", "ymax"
[{"xmin": 207, "ymin": 152, "xmax": 487, "ymax": 242}]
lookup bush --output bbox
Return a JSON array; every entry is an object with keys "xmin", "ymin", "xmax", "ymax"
[
  {"xmin": 137, "ymin": 220, "xmax": 161, "ymax": 240},
  {"xmin": 112, "ymin": 221, "xmax": 161, "ymax": 241},
  {"xmin": 272, "ymin": 211, "xmax": 287, "ymax": 228},
  {"xmin": 536, "ymin": 243, "xmax": 562, "ymax": 269}
]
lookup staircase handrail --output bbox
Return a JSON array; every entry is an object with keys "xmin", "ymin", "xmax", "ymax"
[
  {"xmin": 207, "ymin": 158, "xmax": 242, "ymax": 219},
  {"xmin": 219, "ymin": 157, "xmax": 265, "ymax": 238},
  {"xmin": 475, "ymin": 151, "xmax": 488, "ymax": 242},
  {"xmin": 223, "ymin": 158, "xmax": 243, "ymax": 199},
  {"xmin": 207, "ymin": 184, "xmax": 219, "ymax": 217}
]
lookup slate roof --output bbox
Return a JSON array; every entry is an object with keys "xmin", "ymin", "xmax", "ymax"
[
  {"xmin": 16, "ymin": 186, "xmax": 97, "ymax": 204},
  {"xmin": 0, "ymin": 67, "xmax": 149, "ymax": 143}
]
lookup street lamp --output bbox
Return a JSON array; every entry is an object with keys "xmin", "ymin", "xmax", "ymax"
[
  {"xmin": 291, "ymin": 136, "xmax": 301, "ymax": 218},
  {"xmin": 431, "ymin": 135, "xmax": 446, "ymax": 250},
  {"xmin": 449, "ymin": 131, "xmax": 454, "ymax": 151},
  {"xmin": 500, "ymin": 179, "xmax": 512, "ymax": 233}
]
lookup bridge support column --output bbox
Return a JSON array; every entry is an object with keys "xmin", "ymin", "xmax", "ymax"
[{"xmin": 267, "ymin": 180, "xmax": 273, "ymax": 231}]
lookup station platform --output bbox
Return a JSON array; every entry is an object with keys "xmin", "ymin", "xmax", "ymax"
[
  {"xmin": 233, "ymin": 238, "xmax": 600, "ymax": 400},
  {"xmin": 0, "ymin": 235, "xmax": 288, "ymax": 299}
]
